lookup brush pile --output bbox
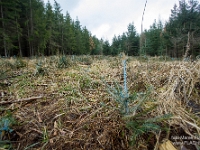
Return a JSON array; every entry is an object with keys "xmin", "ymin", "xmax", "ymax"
[{"xmin": 0, "ymin": 56, "xmax": 199, "ymax": 150}]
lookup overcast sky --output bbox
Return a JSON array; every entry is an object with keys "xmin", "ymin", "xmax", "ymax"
[{"xmin": 43, "ymin": 0, "xmax": 179, "ymax": 42}]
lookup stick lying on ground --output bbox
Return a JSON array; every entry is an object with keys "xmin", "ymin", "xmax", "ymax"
[{"xmin": 0, "ymin": 95, "xmax": 43, "ymax": 105}]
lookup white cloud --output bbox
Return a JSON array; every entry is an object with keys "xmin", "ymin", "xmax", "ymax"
[
  {"xmin": 70, "ymin": 0, "xmax": 144, "ymax": 42},
  {"xmin": 92, "ymin": 24, "xmax": 111, "ymax": 40},
  {"xmin": 44, "ymin": 0, "xmax": 179, "ymax": 42}
]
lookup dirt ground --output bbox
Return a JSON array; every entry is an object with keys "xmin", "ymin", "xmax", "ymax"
[{"xmin": 0, "ymin": 56, "xmax": 199, "ymax": 150}]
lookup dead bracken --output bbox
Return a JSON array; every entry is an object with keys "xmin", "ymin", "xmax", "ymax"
[{"xmin": 0, "ymin": 56, "xmax": 199, "ymax": 150}]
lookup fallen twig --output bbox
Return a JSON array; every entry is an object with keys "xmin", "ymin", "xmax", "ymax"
[{"xmin": 0, "ymin": 95, "xmax": 43, "ymax": 105}]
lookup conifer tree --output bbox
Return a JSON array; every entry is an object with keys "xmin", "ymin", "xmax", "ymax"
[
  {"xmin": 0, "ymin": 0, "xmax": 22, "ymax": 56},
  {"xmin": 45, "ymin": 1, "xmax": 54, "ymax": 55},
  {"xmin": 103, "ymin": 40, "xmax": 111, "ymax": 55}
]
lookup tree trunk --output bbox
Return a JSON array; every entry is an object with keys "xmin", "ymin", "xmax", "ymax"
[
  {"xmin": 191, "ymin": 31, "xmax": 194, "ymax": 56},
  {"xmin": 61, "ymin": 26, "xmax": 64, "ymax": 55},
  {"xmin": 25, "ymin": 3, "xmax": 31, "ymax": 56},
  {"xmin": 17, "ymin": 24, "xmax": 22, "ymax": 57},
  {"xmin": 29, "ymin": 0, "xmax": 34, "ymax": 56},
  {"xmin": 183, "ymin": 31, "xmax": 191, "ymax": 59},
  {"xmin": 0, "ymin": 0, "xmax": 7, "ymax": 57},
  {"xmin": 15, "ymin": 11, "xmax": 22, "ymax": 57},
  {"xmin": 173, "ymin": 40, "xmax": 176, "ymax": 58}
]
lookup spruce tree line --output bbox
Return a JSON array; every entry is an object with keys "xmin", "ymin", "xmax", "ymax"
[
  {"xmin": 141, "ymin": 0, "xmax": 200, "ymax": 58},
  {"xmin": 109, "ymin": 23, "xmax": 140, "ymax": 56},
  {"xmin": 0, "ymin": 0, "xmax": 200, "ymax": 57},
  {"xmin": 110, "ymin": 0, "xmax": 200, "ymax": 58},
  {"xmin": 94, "ymin": 0, "xmax": 200, "ymax": 57},
  {"xmin": 93, "ymin": 22, "xmax": 140, "ymax": 56},
  {"xmin": 0, "ymin": 0, "xmax": 94, "ymax": 57}
]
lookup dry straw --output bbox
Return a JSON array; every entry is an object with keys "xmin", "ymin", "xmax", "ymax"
[{"xmin": 0, "ymin": 56, "xmax": 199, "ymax": 149}]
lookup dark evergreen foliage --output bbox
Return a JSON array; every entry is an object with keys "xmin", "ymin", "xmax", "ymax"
[
  {"xmin": 165, "ymin": 0, "xmax": 200, "ymax": 58},
  {"xmin": 110, "ymin": 23, "xmax": 140, "ymax": 56},
  {"xmin": 0, "ymin": 0, "xmax": 93, "ymax": 57},
  {"xmin": 142, "ymin": 0, "xmax": 200, "ymax": 57},
  {"xmin": 0, "ymin": 0, "xmax": 200, "ymax": 57}
]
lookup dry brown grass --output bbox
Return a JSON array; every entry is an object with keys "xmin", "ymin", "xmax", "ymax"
[{"xmin": 0, "ymin": 56, "xmax": 199, "ymax": 150}]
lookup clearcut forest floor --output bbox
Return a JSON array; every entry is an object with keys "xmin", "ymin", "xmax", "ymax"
[{"xmin": 0, "ymin": 55, "xmax": 200, "ymax": 150}]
